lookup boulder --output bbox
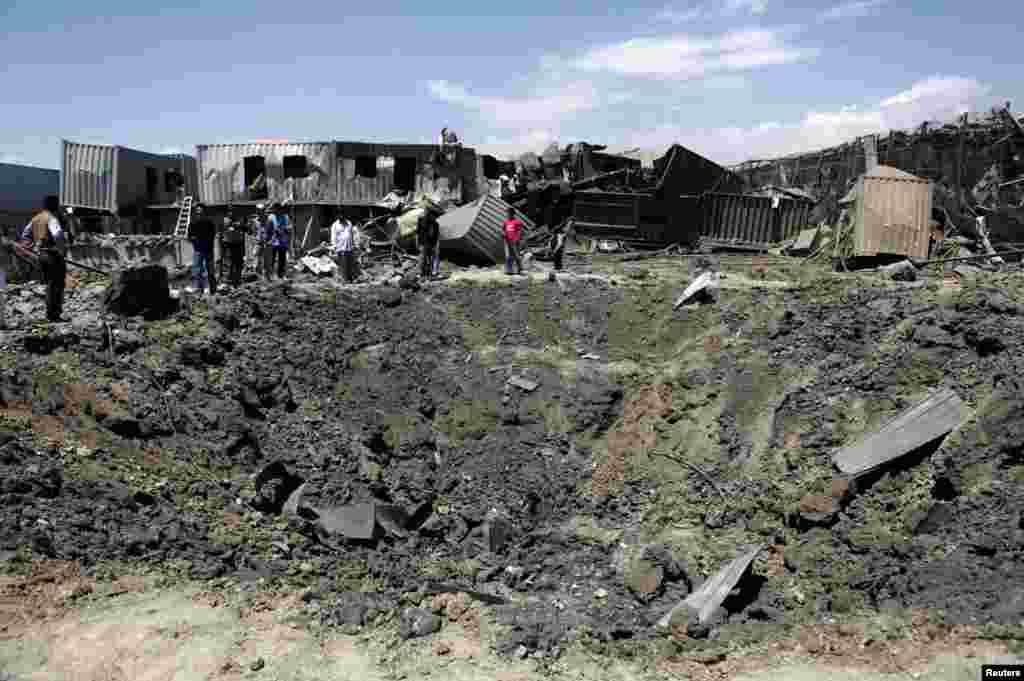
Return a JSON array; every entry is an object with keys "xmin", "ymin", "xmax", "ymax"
[{"xmin": 104, "ymin": 265, "xmax": 172, "ymax": 318}]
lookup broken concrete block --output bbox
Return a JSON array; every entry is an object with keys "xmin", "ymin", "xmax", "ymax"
[
  {"xmin": 312, "ymin": 503, "xmax": 378, "ymax": 542},
  {"xmin": 832, "ymin": 388, "xmax": 967, "ymax": 479},
  {"xmin": 657, "ymin": 544, "xmax": 764, "ymax": 628},
  {"xmin": 788, "ymin": 228, "xmax": 819, "ymax": 256},
  {"xmin": 251, "ymin": 462, "xmax": 304, "ymax": 514}
]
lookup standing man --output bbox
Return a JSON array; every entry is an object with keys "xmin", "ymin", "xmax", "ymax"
[
  {"xmin": 188, "ymin": 202, "xmax": 216, "ymax": 295},
  {"xmin": 222, "ymin": 213, "xmax": 246, "ymax": 287},
  {"xmin": 19, "ymin": 196, "xmax": 73, "ymax": 322},
  {"xmin": 267, "ymin": 202, "xmax": 291, "ymax": 280},
  {"xmin": 331, "ymin": 212, "xmax": 358, "ymax": 283},
  {"xmin": 416, "ymin": 207, "xmax": 440, "ymax": 279},
  {"xmin": 502, "ymin": 206, "xmax": 524, "ymax": 275},
  {"xmin": 549, "ymin": 220, "xmax": 567, "ymax": 272},
  {"xmin": 255, "ymin": 204, "xmax": 273, "ymax": 281}
]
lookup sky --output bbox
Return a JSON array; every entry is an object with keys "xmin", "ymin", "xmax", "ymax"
[{"xmin": 2, "ymin": 0, "xmax": 1021, "ymax": 169}]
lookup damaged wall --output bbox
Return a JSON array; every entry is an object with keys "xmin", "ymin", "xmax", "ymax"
[
  {"xmin": 336, "ymin": 142, "xmax": 478, "ymax": 206},
  {"xmin": 197, "ymin": 142, "xmax": 338, "ymax": 205}
]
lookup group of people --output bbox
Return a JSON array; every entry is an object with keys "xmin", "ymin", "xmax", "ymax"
[{"xmin": 187, "ymin": 201, "xmax": 293, "ymax": 294}]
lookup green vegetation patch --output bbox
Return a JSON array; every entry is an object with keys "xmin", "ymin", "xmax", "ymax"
[{"xmin": 434, "ymin": 399, "xmax": 500, "ymax": 445}]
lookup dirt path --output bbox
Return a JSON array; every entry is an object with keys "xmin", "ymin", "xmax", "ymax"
[{"xmin": 1, "ymin": 572, "xmax": 1018, "ymax": 681}]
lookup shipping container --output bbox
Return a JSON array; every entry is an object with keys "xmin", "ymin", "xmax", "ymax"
[
  {"xmin": 845, "ymin": 165, "xmax": 933, "ymax": 259},
  {"xmin": 197, "ymin": 142, "xmax": 337, "ymax": 205},
  {"xmin": 61, "ymin": 140, "xmax": 198, "ymax": 214},
  {"xmin": 700, "ymin": 192, "xmax": 814, "ymax": 249},
  {"xmin": 438, "ymin": 195, "xmax": 534, "ymax": 264},
  {"xmin": 0, "ymin": 162, "xmax": 59, "ymax": 213},
  {"xmin": 336, "ymin": 142, "xmax": 478, "ymax": 206}
]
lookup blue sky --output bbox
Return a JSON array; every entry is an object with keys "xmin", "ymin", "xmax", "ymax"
[{"xmin": 2, "ymin": 0, "xmax": 1021, "ymax": 169}]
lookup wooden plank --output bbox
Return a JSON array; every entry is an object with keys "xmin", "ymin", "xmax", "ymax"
[
  {"xmin": 657, "ymin": 544, "xmax": 765, "ymax": 628},
  {"xmin": 832, "ymin": 389, "xmax": 966, "ymax": 478}
]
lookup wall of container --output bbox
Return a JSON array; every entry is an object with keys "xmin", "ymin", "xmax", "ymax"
[
  {"xmin": 438, "ymin": 194, "xmax": 533, "ymax": 264},
  {"xmin": 336, "ymin": 142, "xmax": 478, "ymax": 205},
  {"xmin": 0, "ymin": 162, "xmax": 59, "ymax": 214},
  {"xmin": 61, "ymin": 141, "xmax": 117, "ymax": 212},
  {"xmin": 700, "ymin": 193, "xmax": 814, "ymax": 248},
  {"xmin": 197, "ymin": 142, "xmax": 338, "ymax": 205},
  {"xmin": 851, "ymin": 166, "xmax": 933, "ymax": 259}
]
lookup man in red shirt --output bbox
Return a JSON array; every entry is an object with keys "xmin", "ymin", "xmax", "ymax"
[{"xmin": 502, "ymin": 207, "xmax": 524, "ymax": 275}]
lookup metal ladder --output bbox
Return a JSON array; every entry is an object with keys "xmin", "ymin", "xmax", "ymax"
[{"xmin": 174, "ymin": 196, "xmax": 194, "ymax": 238}]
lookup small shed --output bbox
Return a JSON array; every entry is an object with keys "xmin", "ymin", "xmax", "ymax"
[{"xmin": 841, "ymin": 165, "xmax": 933, "ymax": 259}]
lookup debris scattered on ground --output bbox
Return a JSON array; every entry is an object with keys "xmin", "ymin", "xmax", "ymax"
[
  {"xmin": 673, "ymin": 271, "xmax": 719, "ymax": 309},
  {"xmin": 658, "ymin": 544, "xmax": 765, "ymax": 630}
]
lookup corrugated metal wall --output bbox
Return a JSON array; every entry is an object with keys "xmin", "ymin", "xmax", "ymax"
[
  {"xmin": 855, "ymin": 175, "xmax": 933, "ymax": 258},
  {"xmin": 61, "ymin": 141, "xmax": 117, "ymax": 211},
  {"xmin": 336, "ymin": 143, "xmax": 473, "ymax": 205},
  {"xmin": 0, "ymin": 163, "xmax": 59, "ymax": 214},
  {"xmin": 197, "ymin": 142, "xmax": 338, "ymax": 205},
  {"xmin": 701, "ymin": 193, "xmax": 814, "ymax": 247}
]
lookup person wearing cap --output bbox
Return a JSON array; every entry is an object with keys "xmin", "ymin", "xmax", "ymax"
[
  {"xmin": 266, "ymin": 202, "xmax": 291, "ymax": 280},
  {"xmin": 188, "ymin": 202, "xmax": 216, "ymax": 295}
]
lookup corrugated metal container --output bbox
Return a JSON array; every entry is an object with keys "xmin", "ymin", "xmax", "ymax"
[
  {"xmin": 197, "ymin": 142, "xmax": 338, "ymax": 205},
  {"xmin": 848, "ymin": 165, "xmax": 933, "ymax": 258},
  {"xmin": 62, "ymin": 141, "xmax": 199, "ymax": 213},
  {"xmin": 0, "ymin": 162, "xmax": 59, "ymax": 213},
  {"xmin": 61, "ymin": 141, "xmax": 117, "ymax": 211},
  {"xmin": 700, "ymin": 193, "xmax": 814, "ymax": 248},
  {"xmin": 336, "ymin": 142, "xmax": 476, "ymax": 206},
  {"xmin": 438, "ymin": 195, "xmax": 533, "ymax": 264}
]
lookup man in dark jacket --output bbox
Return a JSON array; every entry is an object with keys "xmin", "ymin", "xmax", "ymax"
[
  {"xmin": 188, "ymin": 202, "xmax": 217, "ymax": 294},
  {"xmin": 416, "ymin": 208, "xmax": 440, "ymax": 278}
]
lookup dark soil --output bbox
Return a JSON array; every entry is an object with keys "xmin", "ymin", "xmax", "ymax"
[{"xmin": 2, "ymin": 266, "xmax": 1024, "ymax": 657}]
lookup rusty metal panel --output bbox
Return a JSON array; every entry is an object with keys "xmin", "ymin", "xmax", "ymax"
[
  {"xmin": 701, "ymin": 193, "xmax": 814, "ymax": 247},
  {"xmin": 61, "ymin": 140, "xmax": 117, "ymax": 212},
  {"xmin": 197, "ymin": 142, "xmax": 337, "ymax": 205},
  {"xmin": 439, "ymin": 195, "xmax": 533, "ymax": 264},
  {"xmin": 853, "ymin": 165, "xmax": 933, "ymax": 258}
]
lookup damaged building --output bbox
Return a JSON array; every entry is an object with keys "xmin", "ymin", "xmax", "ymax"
[
  {"xmin": 195, "ymin": 140, "xmax": 479, "ymax": 244},
  {"xmin": 60, "ymin": 140, "xmax": 199, "ymax": 234}
]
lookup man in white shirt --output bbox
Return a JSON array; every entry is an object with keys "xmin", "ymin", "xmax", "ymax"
[
  {"xmin": 20, "ymin": 196, "xmax": 73, "ymax": 322},
  {"xmin": 330, "ymin": 213, "xmax": 359, "ymax": 283}
]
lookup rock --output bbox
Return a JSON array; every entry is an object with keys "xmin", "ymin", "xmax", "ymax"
[
  {"xmin": 178, "ymin": 339, "xmax": 225, "ymax": 368},
  {"xmin": 250, "ymin": 658, "xmax": 265, "ymax": 672},
  {"xmin": 104, "ymin": 265, "xmax": 173, "ymax": 319},
  {"xmin": 913, "ymin": 502, "xmax": 955, "ymax": 535},
  {"xmin": 642, "ymin": 544, "xmax": 689, "ymax": 586},
  {"xmin": 104, "ymin": 414, "xmax": 141, "ymax": 439},
  {"xmin": 879, "ymin": 260, "xmax": 917, "ymax": 282},
  {"xmin": 379, "ymin": 287, "xmax": 403, "ymax": 308},
  {"xmin": 251, "ymin": 462, "xmax": 305, "ymax": 514},
  {"xmin": 398, "ymin": 607, "xmax": 442, "ymax": 640},
  {"xmin": 594, "ymin": 588, "xmax": 608, "ymax": 599},
  {"xmin": 964, "ymin": 330, "xmax": 1005, "ymax": 357}
]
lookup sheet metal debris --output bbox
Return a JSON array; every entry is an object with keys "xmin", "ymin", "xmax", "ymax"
[
  {"xmin": 657, "ymin": 544, "xmax": 765, "ymax": 627},
  {"xmin": 673, "ymin": 271, "xmax": 719, "ymax": 308},
  {"xmin": 832, "ymin": 388, "xmax": 967, "ymax": 478},
  {"xmin": 508, "ymin": 376, "xmax": 539, "ymax": 392}
]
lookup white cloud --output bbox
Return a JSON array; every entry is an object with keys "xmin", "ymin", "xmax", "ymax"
[
  {"xmin": 818, "ymin": 0, "xmax": 886, "ymax": 22},
  {"xmin": 573, "ymin": 29, "xmax": 817, "ymax": 80},
  {"xmin": 427, "ymin": 79, "xmax": 599, "ymax": 127},
  {"xmin": 657, "ymin": 0, "xmax": 767, "ymax": 23},
  {"xmin": 611, "ymin": 75, "xmax": 991, "ymax": 165},
  {"xmin": 474, "ymin": 130, "xmax": 560, "ymax": 160}
]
